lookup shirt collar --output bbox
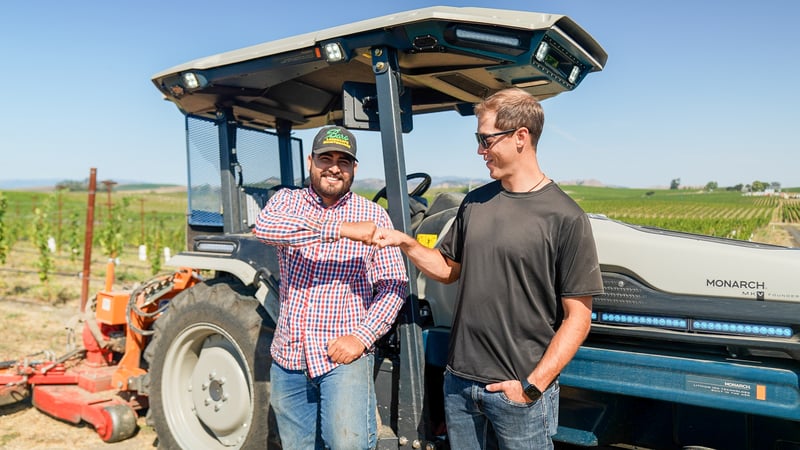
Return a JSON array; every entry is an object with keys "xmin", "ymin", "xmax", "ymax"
[{"xmin": 306, "ymin": 186, "xmax": 353, "ymax": 208}]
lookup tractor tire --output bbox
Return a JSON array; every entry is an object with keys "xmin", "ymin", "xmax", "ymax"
[{"xmin": 143, "ymin": 279, "xmax": 279, "ymax": 449}]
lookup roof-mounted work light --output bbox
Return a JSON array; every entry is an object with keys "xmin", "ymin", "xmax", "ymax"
[
  {"xmin": 568, "ymin": 66, "xmax": 581, "ymax": 84},
  {"xmin": 182, "ymin": 72, "xmax": 207, "ymax": 90},
  {"xmin": 534, "ymin": 41, "xmax": 550, "ymax": 64},
  {"xmin": 322, "ymin": 42, "xmax": 346, "ymax": 62},
  {"xmin": 533, "ymin": 38, "xmax": 584, "ymax": 87}
]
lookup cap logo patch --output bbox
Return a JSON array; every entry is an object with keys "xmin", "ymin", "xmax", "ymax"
[{"xmin": 322, "ymin": 128, "xmax": 352, "ymax": 149}]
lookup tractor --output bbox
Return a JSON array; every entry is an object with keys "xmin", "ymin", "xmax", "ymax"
[{"xmin": 4, "ymin": 5, "xmax": 800, "ymax": 449}]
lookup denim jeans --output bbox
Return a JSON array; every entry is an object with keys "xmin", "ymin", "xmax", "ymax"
[
  {"xmin": 270, "ymin": 354, "xmax": 376, "ymax": 450},
  {"xmin": 443, "ymin": 370, "xmax": 559, "ymax": 450}
]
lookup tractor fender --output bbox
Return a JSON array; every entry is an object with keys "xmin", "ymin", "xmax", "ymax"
[{"xmin": 166, "ymin": 253, "xmax": 280, "ymax": 323}]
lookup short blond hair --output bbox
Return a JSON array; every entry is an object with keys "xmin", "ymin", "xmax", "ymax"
[{"xmin": 474, "ymin": 88, "xmax": 544, "ymax": 147}]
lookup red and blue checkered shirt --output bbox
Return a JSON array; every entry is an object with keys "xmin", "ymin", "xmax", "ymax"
[{"xmin": 253, "ymin": 187, "xmax": 408, "ymax": 377}]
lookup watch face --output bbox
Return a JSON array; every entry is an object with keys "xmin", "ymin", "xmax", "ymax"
[{"xmin": 524, "ymin": 384, "xmax": 542, "ymax": 402}]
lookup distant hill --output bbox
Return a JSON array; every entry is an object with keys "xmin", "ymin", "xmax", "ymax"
[
  {"xmin": 0, "ymin": 179, "xmax": 182, "ymax": 192},
  {"xmin": 352, "ymin": 176, "xmax": 610, "ymax": 190},
  {"xmin": 354, "ymin": 176, "xmax": 493, "ymax": 191},
  {"xmin": 558, "ymin": 178, "xmax": 606, "ymax": 187},
  {"xmin": 0, "ymin": 179, "xmax": 64, "ymax": 190},
  {"xmin": 3, "ymin": 177, "xmax": 617, "ymax": 193}
]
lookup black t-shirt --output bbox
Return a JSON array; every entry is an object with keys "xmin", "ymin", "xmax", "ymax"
[{"xmin": 439, "ymin": 180, "xmax": 603, "ymax": 384}]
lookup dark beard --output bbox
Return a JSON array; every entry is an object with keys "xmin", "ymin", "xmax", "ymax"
[{"xmin": 311, "ymin": 171, "xmax": 352, "ymax": 202}]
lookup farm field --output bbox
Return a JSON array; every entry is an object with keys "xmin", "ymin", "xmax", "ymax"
[
  {"xmin": 0, "ymin": 183, "xmax": 799, "ymax": 448},
  {"xmin": 1, "ymin": 184, "xmax": 799, "ymax": 302},
  {"xmin": 566, "ymin": 185, "xmax": 800, "ymax": 242}
]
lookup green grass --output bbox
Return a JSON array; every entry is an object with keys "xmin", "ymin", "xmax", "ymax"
[
  {"xmin": 3, "ymin": 184, "xmax": 797, "ymax": 252},
  {"xmin": 1, "ymin": 188, "xmax": 188, "ymax": 257},
  {"xmin": 413, "ymin": 184, "xmax": 795, "ymax": 241},
  {"xmin": 563, "ymin": 185, "xmax": 788, "ymax": 240}
]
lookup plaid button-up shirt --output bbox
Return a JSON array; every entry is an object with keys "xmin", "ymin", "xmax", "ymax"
[{"xmin": 253, "ymin": 187, "xmax": 408, "ymax": 377}]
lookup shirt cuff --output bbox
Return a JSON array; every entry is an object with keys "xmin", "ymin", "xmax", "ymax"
[
  {"xmin": 352, "ymin": 326, "xmax": 376, "ymax": 349},
  {"xmin": 319, "ymin": 220, "xmax": 340, "ymax": 242}
]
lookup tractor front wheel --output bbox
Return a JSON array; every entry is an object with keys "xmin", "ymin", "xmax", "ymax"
[
  {"xmin": 144, "ymin": 279, "xmax": 278, "ymax": 449},
  {"xmin": 98, "ymin": 404, "xmax": 138, "ymax": 443}
]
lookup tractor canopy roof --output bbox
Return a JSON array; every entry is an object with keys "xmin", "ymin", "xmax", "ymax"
[{"xmin": 152, "ymin": 6, "xmax": 607, "ymax": 131}]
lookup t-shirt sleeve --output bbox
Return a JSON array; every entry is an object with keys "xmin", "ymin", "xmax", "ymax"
[
  {"xmin": 437, "ymin": 202, "xmax": 466, "ymax": 263},
  {"xmin": 557, "ymin": 213, "xmax": 604, "ymax": 297}
]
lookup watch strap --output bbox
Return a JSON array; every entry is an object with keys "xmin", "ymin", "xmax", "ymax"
[{"xmin": 521, "ymin": 378, "xmax": 542, "ymax": 402}]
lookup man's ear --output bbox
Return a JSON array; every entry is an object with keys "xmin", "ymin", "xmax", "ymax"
[
  {"xmin": 516, "ymin": 127, "xmax": 529, "ymax": 146},
  {"xmin": 307, "ymin": 154, "xmax": 313, "ymax": 171}
]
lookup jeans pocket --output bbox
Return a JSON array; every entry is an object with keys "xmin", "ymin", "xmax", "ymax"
[{"xmin": 498, "ymin": 391, "xmax": 534, "ymax": 408}]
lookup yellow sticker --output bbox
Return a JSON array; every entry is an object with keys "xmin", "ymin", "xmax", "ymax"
[
  {"xmin": 756, "ymin": 384, "xmax": 766, "ymax": 401},
  {"xmin": 417, "ymin": 233, "xmax": 438, "ymax": 249}
]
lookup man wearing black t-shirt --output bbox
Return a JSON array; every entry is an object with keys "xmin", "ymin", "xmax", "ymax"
[{"xmin": 374, "ymin": 88, "xmax": 604, "ymax": 449}]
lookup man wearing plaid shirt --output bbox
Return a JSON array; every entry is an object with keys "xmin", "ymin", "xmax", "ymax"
[{"xmin": 254, "ymin": 125, "xmax": 408, "ymax": 450}]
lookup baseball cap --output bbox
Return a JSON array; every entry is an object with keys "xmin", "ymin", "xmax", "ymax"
[{"xmin": 312, "ymin": 126, "xmax": 358, "ymax": 161}]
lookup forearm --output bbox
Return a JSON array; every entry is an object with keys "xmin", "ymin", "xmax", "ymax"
[
  {"xmin": 353, "ymin": 242, "xmax": 409, "ymax": 346},
  {"xmin": 352, "ymin": 279, "xmax": 407, "ymax": 347},
  {"xmin": 381, "ymin": 229, "xmax": 459, "ymax": 283},
  {"xmin": 526, "ymin": 296, "xmax": 592, "ymax": 388},
  {"xmin": 253, "ymin": 210, "xmax": 333, "ymax": 247}
]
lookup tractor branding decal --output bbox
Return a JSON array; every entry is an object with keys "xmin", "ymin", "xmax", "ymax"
[
  {"xmin": 707, "ymin": 279, "xmax": 767, "ymax": 300},
  {"xmin": 706, "ymin": 279, "xmax": 765, "ymax": 290}
]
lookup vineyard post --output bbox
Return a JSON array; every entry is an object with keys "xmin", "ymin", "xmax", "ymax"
[
  {"xmin": 80, "ymin": 168, "xmax": 98, "ymax": 314},
  {"xmin": 101, "ymin": 179, "xmax": 117, "ymax": 221},
  {"xmin": 138, "ymin": 198, "xmax": 147, "ymax": 261},
  {"xmin": 100, "ymin": 179, "xmax": 117, "ymax": 291},
  {"xmin": 56, "ymin": 186, "xmax": 65, "ymax": 253},
  {"xmin": 139, "ymin": 198, "xmax": 145, "ymax": 244}
]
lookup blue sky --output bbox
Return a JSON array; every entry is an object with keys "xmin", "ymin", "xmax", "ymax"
[{"xmin": 1, "ymin": 1, "xmax": 798, "ymax": 189}]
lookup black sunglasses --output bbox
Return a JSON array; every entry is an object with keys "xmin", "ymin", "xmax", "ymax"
[{"xmin": 475, "ymin": 129, "xmax": 516, "ymax": 148}]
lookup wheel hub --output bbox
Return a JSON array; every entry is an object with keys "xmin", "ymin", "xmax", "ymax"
[{"xmin": 190, "ymin": 335, "xmax": 251, "ymax": 445}]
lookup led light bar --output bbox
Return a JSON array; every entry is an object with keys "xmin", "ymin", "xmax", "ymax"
[
  {"xmin": 593, "ymin": 310, "xmax": 795, "ymax": 339},
  {"xmin": 195, "ymin": 240, "xmax": 236, "ymax": 254},
  {"xmin": 598, "ymin": 312, "xmax": 687, "ymax": 330},
  {"xmin": 454, "ymin": 27, "xmax": 521, "ymax": 48},
  {"xmin": 692, "ymin": 320, "xmax": 793, "ymax": 338}
]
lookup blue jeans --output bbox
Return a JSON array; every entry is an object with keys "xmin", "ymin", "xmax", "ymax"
[
  {"xmin": 270, "ymin": 355, "xmax": 376, "ymax": 450},
  {"xmin": 443, "ymin": 370, "xmax": 559, "ymax": 450}
]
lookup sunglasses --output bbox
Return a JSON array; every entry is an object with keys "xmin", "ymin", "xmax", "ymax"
[{"xmin": 475, "ymin": 129, "xmax": 516, "ymax": 148}]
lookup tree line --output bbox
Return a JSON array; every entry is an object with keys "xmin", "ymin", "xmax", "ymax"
[{"xmin": 670, "ymin": 178, "xmax": 783, "ymax": 192}]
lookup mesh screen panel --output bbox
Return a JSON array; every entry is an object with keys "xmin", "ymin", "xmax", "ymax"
[
  {"xmin": 186, "ymin": 116, "xmax": 223, "ymax": 226},
  {"xmin": 185, "ymin": 116, "xmax": 305, "ymax": 227},
  {"xmin": 237, "ymin": 127, "xmax": 281, "ymax": 188}
]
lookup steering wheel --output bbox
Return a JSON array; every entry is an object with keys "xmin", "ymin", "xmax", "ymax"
[{"xmin": 372, "ymin": 172, "xmax": 432, "ymax": 203}]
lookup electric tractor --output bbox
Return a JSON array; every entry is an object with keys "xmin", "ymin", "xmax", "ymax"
[{"xmin": 4, "ymin": 6, "xmax": 799, "ymax": 449}]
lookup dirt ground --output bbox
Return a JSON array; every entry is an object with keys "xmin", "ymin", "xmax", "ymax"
[
  {"xmin": 0, "ymin": 298, "xmax": 158, "ymax": 450},
  {"xmin": 0, "ymin": 241, "xmax": 159, "ymax": 450}
]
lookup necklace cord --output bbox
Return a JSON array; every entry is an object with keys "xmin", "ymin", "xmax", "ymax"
[{"xmin": 527, "ymin": 173, "xmax": 548, "ymax": 192}]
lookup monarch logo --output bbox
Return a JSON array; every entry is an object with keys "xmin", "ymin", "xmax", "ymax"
[
  {"xmin": 706, "ymin": 279, "xmax": 765, "ymax": 290},
  {"xmin": 707, "ymin": 279, "xmax": 766, "ymax": 300}
]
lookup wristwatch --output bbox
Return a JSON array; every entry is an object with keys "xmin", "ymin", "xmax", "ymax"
[{"xmin": 521, "ymin": 378, "xmax": 542, "ymax": 402}]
